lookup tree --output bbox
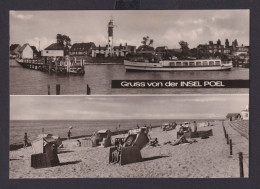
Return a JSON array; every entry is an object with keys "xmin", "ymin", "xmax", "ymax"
[
  {"xmin": 179, "ymin": 41, "xmax": 189, "ymax": 51},
  {"xmin": 233, "ymin": 39, "xmax": 238, "ymax": 47},
  {"xmin": 137, "ymin": 36, "xmax": 155, "ymax": 56},
  {"xmin": 217, "ymin": 39, "xmax": 221, "ymax": 45},
  {"xmin": 225, "ymin": 39, "xmax": 229, "ymax": 48},
  {"xmin": 56, "ymin": 34, "xmax": 71, "ymax": 55},
  {"xmin": 10, "ymin": 44, "xmax": 20, "ymax": 51},
  {"xmin": 179, "ymin": 40, "xmax": 191, "ymax": 58},
  {"xmin": 56, "ymin": 34, "xmax": 71, "ymax": 48},
  {"xmin": 141, "ymin": 36, "xmax": 153, "ymax": 46}
]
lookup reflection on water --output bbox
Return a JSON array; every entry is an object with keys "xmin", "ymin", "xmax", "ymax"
[{"xmin": 10, "ymin": 60, "xmax": 249, "ymax": 95}]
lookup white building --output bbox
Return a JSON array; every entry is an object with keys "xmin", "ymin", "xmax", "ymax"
[
  {"xmin": 18, "ymin": 43, "xmax": 34, "ymax": 59},
  {"xmin": 241, "ymin": 104, "xmax": 249, "ymax": 121},
  {"xmin": 41, "ymin": 43, "xmax": 65, "ymax": 57}
]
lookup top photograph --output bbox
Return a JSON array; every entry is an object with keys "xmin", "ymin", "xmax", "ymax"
[{"xmin": 9, "ymin": 10, "xmax": 249, "ymax": 95}]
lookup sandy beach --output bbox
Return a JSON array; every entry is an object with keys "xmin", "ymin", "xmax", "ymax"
[{"xmin": 9, "ymin": 120, "xmax": 249, "ymax": 178}]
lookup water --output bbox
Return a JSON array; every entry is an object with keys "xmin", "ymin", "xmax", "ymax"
[
  {"xmin": 10, "ymin": 119, "xmax": 218, "ymax": 144},
  {"xmin": 10, "ymin": 60, "xmax": 249, "ymax": 95}
]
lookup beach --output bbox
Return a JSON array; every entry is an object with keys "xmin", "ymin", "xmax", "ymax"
[{"xmin": 9, "ymin": 120, "xmax": 249, "ymax": 178}]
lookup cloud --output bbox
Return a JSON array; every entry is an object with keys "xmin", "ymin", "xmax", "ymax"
[
  {"xmin": 27, "ymin": 36, "xmax": 55, "ymax": 50},
  {"xmin": 10, "ymin": 11, "xmax": 33, "ymax": 20}
]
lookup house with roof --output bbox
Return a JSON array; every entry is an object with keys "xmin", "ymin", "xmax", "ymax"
[
  {"xmin": 69, "ymin": 42, "xmax": 96, "ymax": 56},
  {"xmin": 113, "ymin": 44, "xmax": 136, "ymax": 57},
  {"xmin": 41, "ymin": 43, "xmax": 66, "ymax": 57},
  {"xmin": 240, "ymin": 104, "xmax": 249, "ymax": 121},
  {"xmin": 18, "ymin": 43, "xmax": 34, "ymax": 59},
  {"xmin": 10, "ymin": 44, "xmax": 21, "ymax": 58},
  {"xmin": 197, "ymin": 41, "xmax": 224, "ymax": 55},
  {"xmin": 136, "ymin": 45, "xmax": 155, "ymax": 56}
]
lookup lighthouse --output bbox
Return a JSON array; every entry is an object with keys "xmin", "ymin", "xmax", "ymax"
[{"xmin": 107, "ymin": 18, "xmax": 114, "ymax": 56}]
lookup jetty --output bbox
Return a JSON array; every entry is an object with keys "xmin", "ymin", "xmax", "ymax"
[{"xmin": 16, "ymin": 56, "xmax": 85, "ymax": 75}]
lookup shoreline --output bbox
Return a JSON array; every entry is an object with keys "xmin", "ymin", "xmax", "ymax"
[{"xmin": 10, "ymin": 125, "xmax": 162, "ymax": 151}]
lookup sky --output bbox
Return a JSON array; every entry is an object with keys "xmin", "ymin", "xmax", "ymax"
[
  {"xmin": 10, "ymin": 10, "xmax": 249, "ymax": 50},
  {"xmin": 10, "ymin": 95, "xmax": 249, "ymax": 120}
]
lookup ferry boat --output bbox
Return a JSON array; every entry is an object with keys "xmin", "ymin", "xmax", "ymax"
[{"xmin": 124, "ymin": 59, "xmax": 232, "ymax": 71}]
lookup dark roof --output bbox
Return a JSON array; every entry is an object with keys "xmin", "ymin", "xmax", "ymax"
[
  {"xmin": 155, "ymin": 46, "xmax": 168, "ymax": 52},
  {"xmin": 30, "ymin": 46, "xmax": 38, "ymax": 54},
  {"xmin": 137, "ymin": 45, "xmax": 155, "ymax": 52},
  {"xmin": 170, "ymin": 49, "xmax": 182, "ymax": 53},
  {"xmin": 45, "ymin": 43, "xmax": 65, "ymax": 50},
  {"xmin": 226, "ymin": 113, "xmax": 240, "ymax": 118},
  {"xmin": 70, "ymin": 42, "xmax": 95, "ymax": 52},
  {"xmin": 93, "ymin": 46, "xmax": 107, "ymax": 50},
  {"xmin": 113, "ymin": 46, "xmax": 124, "ymax": 50},
  {"xmin": 18, "ymin": 44, "xmax": 31, "ymax": 52}
]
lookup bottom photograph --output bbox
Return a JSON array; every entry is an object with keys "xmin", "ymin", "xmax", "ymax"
[{"xmin": 10, "ymin": 95, "xmax": 249, "ymax": 178}]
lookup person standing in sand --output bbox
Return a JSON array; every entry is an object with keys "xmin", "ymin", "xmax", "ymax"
[
  {"xmin": 67, "ymin": 129, "xmax": 72, "ymax": 140},
  {"xmin": 23, "ymin": 132, "xmax": 29, "ymax": 148},
  {"xmin": 194, "ymin": 121, "xmax": 197, "ymax": 132}
]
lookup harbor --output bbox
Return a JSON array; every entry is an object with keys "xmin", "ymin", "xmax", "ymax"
[
  {"xmin": 10, "ymin": 59, "xmax": 249, "ymax": 95},
  {"xmin": 16, "ymin": 56, "xmax": 85, "ymax": 75}
]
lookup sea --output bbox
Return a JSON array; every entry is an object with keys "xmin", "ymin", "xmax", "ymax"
[
  {"xmin": 10, "ymin": 119, "xmax": 219, "ymax": 145},
  {"xmin": 10, "ymin": 60, "xmax": 249, "ymax": 95}
]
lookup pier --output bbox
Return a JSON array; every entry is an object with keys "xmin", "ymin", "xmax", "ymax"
[{"xmin": 17, "ymin": 56, "xmax": 85, "ymax": 75}]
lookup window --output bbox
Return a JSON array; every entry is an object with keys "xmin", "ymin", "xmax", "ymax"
[
  {"xmin": 176, "ymin": 62, "xmax": 182, "ymax": 66},
  {"xmin": 169, "ymin": 62, "xmax": 175, "ymax": 66},
  {"xmin": 189, "ymin": 62, "xmax": 195, "ymax": 66},
  {"xmin": 183, "ymin": 62, "xmax": 189, "ymax": 66},
  {"xmin": 196, "ymin": 62, "xmax": 202, "ymax": 66},
  {"xmin": 215, "ymin": 61, "xmax": 220, "ymax": 65},
  {"xmin": 209, "ymin": 61, "xmax": 215, "ymax": 66},
  {"xmin": 203, "ymin": 61, "xmax": 208, "ymax": 66}
]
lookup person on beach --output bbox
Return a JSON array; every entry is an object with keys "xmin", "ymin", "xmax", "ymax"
[
  {"xmin": 67, "ymin": 129, "xmax": 72, "ymax": 140},
  {"xmin": 172, "ymin": 135, "xmax": 191, "ymax": 146},
  {"xmin": 23, "ymin": 132, "xmax": 29, "ymax": 148},
  {"xmin": 194, "ymin": 121, "xmax": 197, "ymax": 132},
  {"xmin": 111, "ymin": 141, "xmax": 123, "ymax": 164},
  {"xmin": 150, "ymin": 138, "xmax": 159, "ymax": 147},
  {"xmin": 177, "ymin": 125, "xmax": 184, "ymax": 138}
]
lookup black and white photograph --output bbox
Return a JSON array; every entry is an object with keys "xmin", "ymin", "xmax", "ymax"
[
  {"xmin": 10, "ymin": 10, "xmax": 249, "ymax": 95},
  {"xmin": 10, "ymin": 95, "xmax": 249, "ymax": 178},
  {"xmin": 3, "ymin": 0, "xmax": 260, "ymax": 188}
]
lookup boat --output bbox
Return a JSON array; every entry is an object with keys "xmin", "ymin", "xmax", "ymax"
[{"xmin": 124, "ymin": 59, "xmax": 232, "ymax": 71}]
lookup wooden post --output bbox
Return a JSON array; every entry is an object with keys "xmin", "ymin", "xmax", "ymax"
[
  {"xmin": 229, "ymin": 139, "xmax": 232, "ymax": 155},
  {"xmin": 48, "ymin": 60, "xmax": 51, "ymax": 74},
  {"xmin": 48, "ymin": 85, "xmax": 50, "ymax": 95},
  {"xmin": 56, "ymin": 84, "xmax": 60, "ymax": 95},
  {"xmin": 239, "ymin": 152, "xmax": 244, "ymax": 177},
  {"xmin": 82, "ymin": 59, "xmax": 85, "ymax": 74},
  {"xmin": 87, "ymin": 84, "xmax": 91, "ymax": 95},
  {"xmin": 74, "ymin": 57, "xmax": 76, "ymax": 65},
  {"xmin": 67, "ymin": 58, "xmax": 70, "ymax": 74},
  {"xmin": 227, "ymin": 134, "xmax": 229, "ymax": 144},
  {"xmin": 55, "ymin": 60, "xmax": 58, "ymax": 73}
]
